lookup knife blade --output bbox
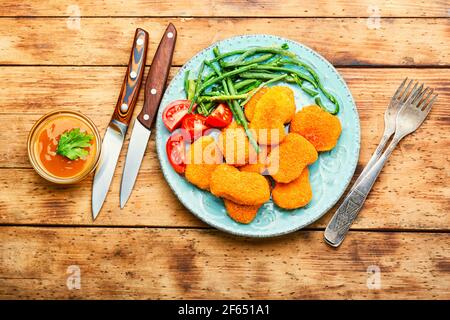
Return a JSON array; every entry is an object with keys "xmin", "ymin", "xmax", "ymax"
[
  {"xmin": 120, "ymin": 23, "xmax": 177, "ymax": 208},
  {"xmin": 92, "ymin": 28, "xmax": 149, "ymax": 220}
]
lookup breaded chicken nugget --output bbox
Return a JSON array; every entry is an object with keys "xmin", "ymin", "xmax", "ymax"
[
  {"xmin": 290, "ymin": 105, "xmax": 342, "ymax": 151},
  {"xmin": 272, "ymin": 168, "xmax": 312, "ymax": 209},
  {"xmin": 218, "ymin": 122, "xmax": 256, "ymax": 166},
  {"xmin": 185, "ymin": 136, "xmax": 222, "ymax": 190},
  {"xmin": 245, "ymin": 86, "xmax": 295, "ymax": 124},
  {"xmin": 249, "ymin": 86, "xmax": 296, "ymax": 145},
  {"xmin": 210, "ymin": 164, "xmax": 270, "ymax": 205},
  {"xmin": 239, "ymin": 145, "xmax": 270, "ymax": 175},
  {"xmin": 267, "ymin": 133, "xmax": 318, "ymax": 183},
  {"xmin": 224, "ymin": 199, "xmax": 260, "ymax": 224},
  {"xmin": 244, "ymin": 87, "xmax": 269, "ymax": 121}
]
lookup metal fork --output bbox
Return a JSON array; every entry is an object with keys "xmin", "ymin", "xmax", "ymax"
[
  {"xmin": 324, "ymin": 81, "xmax": 437, "ymax": 247},
  {"xmin": 351, "ymin": 78, "xmax": 421, "ymax": 189}
]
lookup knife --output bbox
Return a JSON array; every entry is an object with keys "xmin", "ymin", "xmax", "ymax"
[
  {"xmin": 120, "ymin": 23, "xmax": 177, "ymax": 208},
  {"xmin": 92, "ymin": 28, "xmax": 149, "ymax": 220}
]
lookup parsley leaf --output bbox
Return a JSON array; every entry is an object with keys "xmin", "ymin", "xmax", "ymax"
[{"xmin": 56, "ymin": 128, "xmax": 94, "ymax": 160}]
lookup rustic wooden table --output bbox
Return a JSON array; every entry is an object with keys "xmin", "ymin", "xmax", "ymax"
[{"xmin": 0, "ymin": 1, "xmax": 449, "ymax": 299}]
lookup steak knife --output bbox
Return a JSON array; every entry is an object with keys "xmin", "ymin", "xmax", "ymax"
[
  {"xmin": 92, "ymin": 28, "xmax": 149, "ymax": 220},
  {"xmin": 120, "ymin": 23, "xmax": 177, "ymax": 208}
]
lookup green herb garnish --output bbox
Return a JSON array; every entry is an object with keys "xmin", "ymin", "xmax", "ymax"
[{"xmin": 56, "ymin": 128, "xmax": 94, "ymax": 160}]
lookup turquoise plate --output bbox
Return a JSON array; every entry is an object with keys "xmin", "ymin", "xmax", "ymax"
[{"xmin": 155, "ymin": 35, "xmax": 360, "ymax": 237}]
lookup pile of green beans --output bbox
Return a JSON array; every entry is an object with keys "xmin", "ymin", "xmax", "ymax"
[{"xmin": 184, "ymin": 44, "xmax": 340, "ymax": 148}]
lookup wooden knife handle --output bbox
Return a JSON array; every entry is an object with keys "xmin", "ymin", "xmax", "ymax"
[
  {"xmin": 111, "ymin": 28, "xmax": 149, "ymax": 126},
  {"xmin": 138, "ymin": 23, "xmax": 177, "ymax": 129}
]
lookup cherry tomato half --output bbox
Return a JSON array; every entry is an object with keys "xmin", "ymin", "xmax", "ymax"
[
  {"xmin": 205, "ymin": 103, "xmax": 233, "ymax": 128},
  {"xmin": 181, "ymin": 114, "xmax": 209, "ymax": 141},
  {"xmin": 162, "ymin": 100, "xmax": 197, "ymax": 132},
  {"xmin": 166, "ymin": 131, "xmax": 187, "ymax": 174}
]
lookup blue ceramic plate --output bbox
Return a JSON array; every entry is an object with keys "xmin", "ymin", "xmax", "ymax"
[{"xmin": 156, "ymin": 35, "xmax": 360, "ymax": 237}]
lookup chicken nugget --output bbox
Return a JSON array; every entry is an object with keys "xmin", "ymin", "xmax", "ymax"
[
  {"xmin": 272, "ymin": 168, "xmax": 312, "ymax": 209},
  {"xmin": 249, "ymin": 86, "xmax": 297, "ymax": 145},
  {"xmin": 273, "ymin": 86, "xmax": 296, "ymax": 124},
  {"xmin": 267, "ymin": 133, "xmax": 318, "ymax": 183},
  {"xmin": 218, "ymin": 123, "xmax": 256, "ymax": 166},
  {"xmin": 210, "ymin": 164, "xmax": 270, "ymax": 205},
  {"xmin": 290, "ymin": 105, "xmax": 342, "ymax": 151},
  {"xmin": 240, "ymin": 145, "xmax": 270, "ymax": 175},
  {"xmin": 244, "ymin": 87, "xmax": 269, "ymax": 121},
  {"xmin": 185, "ymin": 136, "xmax": 222, "ymax": 190},
  {"xmin": 224, "ymin": 199, "xmax": 260, "ymax": 224},
  {"xmin": 245, "ymin": 86, "xmax": 295, "ymax": 124}
]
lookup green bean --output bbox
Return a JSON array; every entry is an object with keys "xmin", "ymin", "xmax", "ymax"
[
  {"xmin": 202, "ymin": 90, "xmax": 223, "ymax": 96},
  {"xmin": 237, "ymin": 81, "xmax": 261, "ymax": 94},
  {"xmin": 234, "ymin": 79, "xmax": 258, "ymax": 90},
  {"xmin": 203, "ymin": 71, "xmax": 217, "ymax": 83},
  {"xmin": 239, "ymin": 74, "xmax": 288, "ymax": 107},
  {"xmin": 239, "ymin": 71, "xmax": 281, "ymax": 80},
  {"xmin": 184, "ymin": 70, "xmax": 190, "ymax": 99},
  {"xmin": 301, "ymin": 86, "xmax": 319, "ymax": 97},
  {"xmin": 187, "ymin": 80, "xmax": 196, "ymax": 101},
  {"xmin": 278, "ymin": 58, "xmax": 340, "ymax": 112},
  {"xmin": 291, "ymin": 74, "xmax": 318, "ymax": 97},
  {"xmin": 315, "ymin": 96, "xmax": 339, "ymax": 115},
  {"xmin": 213, "ymin": 47, "xmax": 259, "ymax": 151},
  {"xmin": 226, "ymin": 78, "xmax": 260, "ymax": 153},
  {"xmin": 200, "ymin": 94, "xmax": 248, "ymax": 101},
  {"xmin": 188, "ymin": 61, "xmax": 205, "ymax": 112},
  {"xmin": 226, "ymin": 47, "xmax": 296, "ymax": 67},
  {"xmin": 199, "ymin": 63, "xmax": 258, "ymax": 92},
  {"xmin": 239, "ymin": 71, "xmax": 296, "ymax": 83},
  {"xmin": 262, "ymin": 56, "xmax": 282, "ymax": 66},
  {"xmin": 207, "ymin": 51, "xmax": 241, "ymax": 125},
  {"xmin": 254, "ymin": 65, "xmax": 318, "ymax": 88},
  {"xmin": 207, "ymin": 48, "xmax": 247, "ymax": 64},
  {"xmin": 222, "ymin": 53, "xmax": 274, "ymax": 68}
]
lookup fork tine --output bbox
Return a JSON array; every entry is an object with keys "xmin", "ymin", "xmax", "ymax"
[
  {"xmin": 403, "ymin": 82, "xmax": 421, "ymax": 104},
  {"xmin": 416, "ymin": 88, "xmax": 433, "ymax": 109},
  {"xmin": 409, "ymin": 83, "xmax": 423, "ymax": 102},
  {"xmin": 411, "ymin": 87, "xmax": 429, "ymax": 105},
  {"xmin": 407, "ymin": 82, "xmax": 419, "ymax": 102},
  {"xmin": 392, "ymin": 77, "xmax": 408, "ymax": 101},
  {"xmin": 423, "ymin": 94, "xmax": 438, "ymax": 113},
  {"xmin": 399, "ymin": 79, "xmax": 414, "ymax": 102},
  {"xmin": 418, "ymin": 89, "xmax": 434, "ymax": 110}
]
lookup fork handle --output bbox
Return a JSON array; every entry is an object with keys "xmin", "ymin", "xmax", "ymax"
[
  {"xmin": 351, "ymin": 133, "xmax": 391, "ymax": 190},
  {"xmin": 324, "ymin": 138, "xmax": 400, "ymax": 247}
]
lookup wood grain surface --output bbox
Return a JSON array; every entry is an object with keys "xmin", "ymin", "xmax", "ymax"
[
  {"xmin": 0, "ymin": 0, "xmax": 449, "ymax": 300},
  {"xmin": 0, "ymin": 18, "xmax": 448, "ymax": 66},
  {"xmin": 1, "ymin": 0, "xmax": 449, "ymax": 17},
  {"xmin": 1, "ymin": 227, "xmax": 449, "ymax": 299},
  {"xmin": 0, "ymin": 67, "xmax": 448, "ymax": 230}
]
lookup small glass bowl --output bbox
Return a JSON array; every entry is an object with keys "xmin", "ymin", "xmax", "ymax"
[{"xmin": 27, "ymin": 110, "xmax": 102, "ymax": 184}]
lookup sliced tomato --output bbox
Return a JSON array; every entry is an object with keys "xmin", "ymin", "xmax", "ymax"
[
  {"xmin": 181, "ymin": 114, "xmax": 209, "ymax": 141},
  {"xmin": 162, "ymin": 99, "xmax": 196, "ymax": 132},
  {"xmin": 166, "ymin": 132, "xmax": 187, "ymax": 174},
  {"xmin": 205, "ymin": 103, "xmax": 233, "ymax": 128}
]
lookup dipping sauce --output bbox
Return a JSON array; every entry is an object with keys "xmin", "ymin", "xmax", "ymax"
[
  {"xmin": 28, "ymin": 110, "xmax": 101, "ymax": 184},
  {"xmin": 36, "ymin": 116, "xmax": 96, "ymax": 178}
]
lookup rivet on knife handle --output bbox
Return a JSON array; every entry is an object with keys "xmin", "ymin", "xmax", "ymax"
[
  {"xmin": 112, "ymin": 28, "xmax": 149, "ymax": 127},
  {"xmin": 137, "ymin": 23, "xmax": 177, "ymax": 129}
]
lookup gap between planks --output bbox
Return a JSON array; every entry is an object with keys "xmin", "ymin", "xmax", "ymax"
[
  {"xmin": 1, "ymin": 16, "xmax": 450, "ymax": 19},
  {"xmin": 0, "ymin": 64, "xmax": 449, "ymax": 68},
  {"xmin": 0, "ymin": 223, "xmax": 449, "ymax": 234}
]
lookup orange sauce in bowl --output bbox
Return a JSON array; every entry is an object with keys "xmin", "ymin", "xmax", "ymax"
[{"xmin": 35, "ymin": 116, "xmax": 97, "ymax": 178}]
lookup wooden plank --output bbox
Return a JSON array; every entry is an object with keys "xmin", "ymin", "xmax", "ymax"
[
  {"xmin": 0, "ymin": 67, "xmax": 448, "ymax": 230},
  {"xmin": 1, "ymin": 0, "xmax": 448, "ymax": 17},
  {"xmin": 0, "ymin": 227, "xmax": 449, "ymax": 299},
  {"xmin": 0, "ymin": 18, "xmax": 448, "ymax": 66}
]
